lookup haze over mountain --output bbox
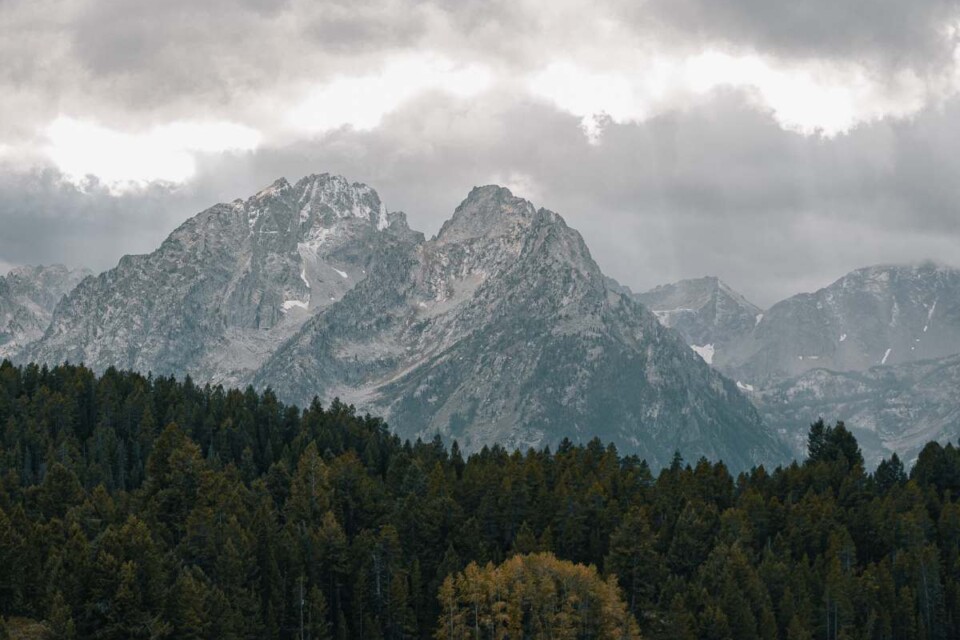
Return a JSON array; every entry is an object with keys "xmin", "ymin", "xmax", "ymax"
[
  {"xmin": 18, "ymin": 174, "xmax": 786, "ymax": 469},
  {"xmin": 635, "ymin": 276, "xmax": 762, "ymax": 367},
  {"xmin": 645, "ymin": 263, "xmax": 960, "ymax": 466},
  {"xmin": 0, "ymin": 264, "xmax": 91, "ymax": 358},
  {"xmin": 725, "ymin": 263, "xmax": 960, "ymax": 384}
]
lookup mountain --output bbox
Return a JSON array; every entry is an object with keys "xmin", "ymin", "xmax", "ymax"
[
  {"xmin": 641, "ymin": 264, "xmax": 960, "ymax": 466},
  {"xmin": 635, "ymin": 277, "xmax": 761, "ymax": 367},
  {"xmin": 0, "ymin": 264, "xmax": 91, "ymax": 358},
  {"xmin": 722, "ymin": 263, "xmax": 960, "ymax": 386},
  {"xmin": 254, "ymin": 185, "xmax": 786, "ymax": 467},
  {"xmin": 755, "ymin": 353, "xmax": 960, "ymax": 467},
  {"xmin": 23, "ymin": 174, "xmax": 421, "ymax": 385},
  {"xmin": 22, "ymin": 175, "xmax": 787, "ymax": 469}
]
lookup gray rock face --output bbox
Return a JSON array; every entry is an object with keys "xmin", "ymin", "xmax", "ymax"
[
  {"xmin": 23, "ymin": 176, "xmax": 787, "ymax": 470},
  {"xmin": 23, "ymin": 174, "xmax": 420, "ymax": 385},
  {"xmin": 645, "ymin": 263, "xmax": 960, "ymax": 466},
  {"xmin": 724, "ymin": 263, "xmax": 960, "ymax": 385},
  {"xmin": 635, "ymin": 277, "xmax": 761, "ymax": 367},
  {"xmin": 255, "ymin": 185, "xmax": 787, "ymax": 468},
  {"xmin": 756, "ymin": 354, "xmax": 960, "ymax": 468},
  {"xmin": 0, "ymin": 264, "xmax": 91, "ymax": 358}
]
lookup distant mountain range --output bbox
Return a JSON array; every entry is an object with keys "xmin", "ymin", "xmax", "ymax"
[
  {"xmin": 0, "ymin": 264, "xmax": 91, "ymax": 358},
  {"xmin": 9, "ymin": 174, "xmax": 787, "ymax": 469},
  {"xmin": 638, "ymin": 263, "xmax": 960, "ymax": 466},
  {"xmin": 635, "ymin": 276, "xmax": 762, "ymax": 366},
  {"xmin": 6, "ymin": 173, "xmax": 958, "ymax": 469}
]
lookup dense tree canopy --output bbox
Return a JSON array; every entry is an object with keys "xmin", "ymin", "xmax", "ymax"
[{"xmin": 0, "ymin": 360, "xmax": 959, "ymax": 639}]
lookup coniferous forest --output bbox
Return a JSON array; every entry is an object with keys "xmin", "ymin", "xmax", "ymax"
[{"xmin": 2, "ymin": 361, "xmax": 960, "ymax": 639}]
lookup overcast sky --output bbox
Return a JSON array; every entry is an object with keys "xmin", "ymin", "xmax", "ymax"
[{"xmin": 2, "ymin": 0, "xmax": 960, "ymax": 306}]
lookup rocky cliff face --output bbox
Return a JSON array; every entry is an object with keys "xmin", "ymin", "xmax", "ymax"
[
  {"xmin": 645, "ymin": 263, "xmax": 960, "ymax": 466},
  {"xmin": 754, "ymin": 353, "xmax": 960, "ymax": 467},
  {"xmin": 23, "ymin": 174, "xmax": 420, "ymax": 385},
  {"xmin": 0, "ymin": 264, "xmax": 91, "ymax": 358},
  {"xmin": 724, "ymin": 263, "xmax": 960, "ymax": 385},
  {"xmin": 255, "ymin": 186, "xmax": 787, "ymax": 468},
  {"xmin": 22, "ymin": 176, "xmax": 787, "ymax": 470},
  {"xmin": 635, "ymin": 277, "xmax": 762, "ymax": 367}
]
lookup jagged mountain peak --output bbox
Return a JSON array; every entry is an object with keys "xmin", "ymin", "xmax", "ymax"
[
  {"xmin": 419, "ymin": 187, "xmax": 600, "ymax": 308},
  {"xmin": 718, "ymin": 260, "xmax": 960, "ymax": 384},
  {"xmin": 641, "ymin": 276, "xmax": 760, "ymax": 315},
  {"xmin": 252, "ymin": 182, "xmax": 785, "ymax": 469},
  {"xmin": 253, "ymin": 176, "xmax": 292, "ymax": 198},
  {"xmin": 832, "ymin": 261, "xmax": 958, "ymax": 293},
  {"xmin": 22, "ymin": 172, "xmax": 787, "ymax": 469},
  {"xmin": 240, "ymin": 173, "xmax": 387, "ymax": 235},
  {"xmin": 635, "ymin": 276, "xmax": 761, "ymax": 359},
  {"xmin": 22, "ymin": 172, "xmax": 416, "ymax": 385},
  {"xmin": 436, "ymin": 185, "xmax": 540, "ymax": 244}
]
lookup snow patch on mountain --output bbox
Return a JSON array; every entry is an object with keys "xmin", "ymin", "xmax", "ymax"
[
  {"xmin": 282, "ymin": 299, "xmax": 309, "ymax": 311},
  {"xmin": 692, "ymin": 344, "xmax": 715, "ymax": 364}
]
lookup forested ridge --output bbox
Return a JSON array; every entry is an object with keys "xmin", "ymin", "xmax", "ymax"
[{"xmin": 1, "ymin": 361, "xmax": 960, "ymax": 639}]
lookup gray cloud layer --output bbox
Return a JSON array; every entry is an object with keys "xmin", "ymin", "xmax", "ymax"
[
  {"xmin": 2, "ymin": 0, "xmax": 960, "ymax": 307},
  {"xmin": 4, "ymin": 89, "xmax": 960, "ymax": 307},
  {"xmin": 628, "ymin": 0, "xmax": 959, "ymax": 69}
]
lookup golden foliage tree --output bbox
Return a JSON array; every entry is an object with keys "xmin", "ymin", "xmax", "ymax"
[{"xmin": 436, "ymin": 552, "xmax": 640, "ymax": 639}]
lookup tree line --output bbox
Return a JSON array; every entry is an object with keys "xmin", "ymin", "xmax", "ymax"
[{"xmin": 1, "ymin": 360, "xmax": 960, "ymax": 639}]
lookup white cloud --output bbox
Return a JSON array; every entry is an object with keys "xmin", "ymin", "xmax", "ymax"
[
  {"xmin": 686, "ymin": 52, "xmax": 931, "ymax": 135},
  {"xmin": 528, "ymin": 49, "xmax": 943, "ymax": 140},
  {"xmin": 484, "ymin": 171, "xmax": 542, "ymax": 203},
  {"xmin": 284, "ymin": 54, "xmax": 493, "ymax": 133},
  {"xmin": 43, "ymin": 117, "xmax": 261, "ymax": 189}
]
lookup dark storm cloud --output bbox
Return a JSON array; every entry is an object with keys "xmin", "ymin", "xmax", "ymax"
[
  {"xmin": 66, "ymin": 0, "xmax": 296, "ymax": 112},
  {"xmin": 0, "ymin": 169, "xmax": 213, "ymax": 271},
  {"xmin": 623, "ymin": 0, "xmax": 960, "ymax": 70}
]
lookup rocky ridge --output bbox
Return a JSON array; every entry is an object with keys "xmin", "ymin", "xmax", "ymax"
[
  {"xmin": 0, "ymin": 264, "xmax": 91, "ymax": 358},
  {"xmin": 645, "ymin": 263, "xmax": 960, "ymax": 465},
  {"xmin": 19, "ymin": 176, "xmax": 787, "ymax": 469}
]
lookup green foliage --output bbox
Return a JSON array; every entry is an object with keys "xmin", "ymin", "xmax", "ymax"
[
  {"xmin": 1, "ymin": 361, "xmax": 960, "ymax": 639},
  {"xmin": 807, "ymin": 419, "xmax": 863, "ymax": 468}
]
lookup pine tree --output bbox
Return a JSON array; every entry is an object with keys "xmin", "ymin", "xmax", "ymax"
[
  {"xmin": 306, "ymin": 585, "xmax": 332, "ymax": 640},
  {"xmin": 46, "ymin": 590, "xmax": 76, "ymax": 640},
  {"xmin": 605, "ymin": 506, "xmax": 664, "ymax": 624}
]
